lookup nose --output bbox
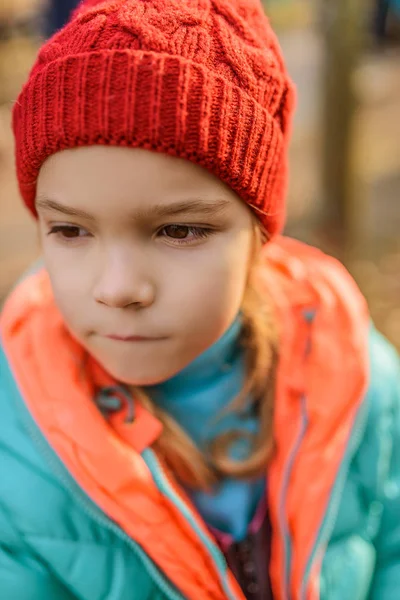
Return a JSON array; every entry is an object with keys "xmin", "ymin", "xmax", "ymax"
[{"xmin": 93, "ymin": 247, "xmax": 156, "ymax": 309}]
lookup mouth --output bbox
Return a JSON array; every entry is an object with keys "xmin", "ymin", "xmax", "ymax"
[{"xmin": 105, "ymin": 334, "xmax": 166, "ymax": 342}]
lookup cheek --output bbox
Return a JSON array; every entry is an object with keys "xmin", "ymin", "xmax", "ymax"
[
  {"xmin": 212, "ymin": 229, "xmax": 253, "ymax": 294},
  {"xmin": 43, "ymin": 252, "xmax": 89, "ymax": 333},
  {"xmin": 210, "ymin": 253, "xmax": 250, "ymax": 320},
  {"xmin": 170, "ymin": 232, "xmax": 252, "ymax": 327},
  {"xmin": 42, "ymin": 235, "xmax": 92, "ymax": 294},
  {"xmin": 49, "ymin": 275, "xmax": 81, "ymax": 327}
]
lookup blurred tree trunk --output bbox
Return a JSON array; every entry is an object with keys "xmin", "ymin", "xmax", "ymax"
[
  {"xmin": 320, "ymin": 0, "xmax": 366, "ymax": 246},
  {"xmin": 373, "ymin": 0, "xmax": 390, "ymax": 42}
]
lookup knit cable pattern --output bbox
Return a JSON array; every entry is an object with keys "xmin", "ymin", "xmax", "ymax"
[{"xmin": 13, "ymin": 0, "xmax": 295, "ymax": 235}]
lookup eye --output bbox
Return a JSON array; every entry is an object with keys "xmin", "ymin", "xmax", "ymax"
[
  {"xmin": 48, "ymin": 225, "xmax": 90, "ymax": 240},
  {"xmin": 163, "ymin": 225, "xmax": 192, "ymax": 239},
  {"xmin": 159, "ymin": 224, "xmax": 211, "ymax": 244}
]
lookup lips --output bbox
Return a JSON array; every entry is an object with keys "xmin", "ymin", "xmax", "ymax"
[{"xmin": 105, "ymin": 334, "xmax": 163, "ymax": 342}]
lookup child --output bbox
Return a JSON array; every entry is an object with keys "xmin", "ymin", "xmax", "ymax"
[{"xmin": 1, "ymin": 1, "xmax": 399, "ymax": 598}]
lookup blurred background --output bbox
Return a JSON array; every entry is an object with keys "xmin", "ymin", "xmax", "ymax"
[{"xmin": 0, "ymin": 0, "xmax": 399, "ymax": 348}]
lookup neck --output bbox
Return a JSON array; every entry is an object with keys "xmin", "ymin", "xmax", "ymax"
[
  {"xmin": 145, "ymin": 313, "xmax": 265, "ymax": 542},
  {"xmin": 145, "ymin": 315, "xmax": 246, "ymax": 447}
]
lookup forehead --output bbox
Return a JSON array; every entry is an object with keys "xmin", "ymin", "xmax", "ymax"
[{"xmin": 36, "ymin": 146, "xmax": 240, "ymax": 217}]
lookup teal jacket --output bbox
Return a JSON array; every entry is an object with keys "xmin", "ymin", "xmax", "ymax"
[
  {"xmin": 1, "ymin": 328, "xmax": 399, "ymax": 599},
  {"xmin": 1, "ymin": 242, "xmax": 400, "ymax": 599}
]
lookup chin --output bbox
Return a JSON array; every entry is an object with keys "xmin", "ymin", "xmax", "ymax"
[
  {"xmin": 106, "ymin": 362, "xmax": 179, "ymax": 387},
  {"xmin": 91, "ymin": 341, "xmax": 195, "ymax": 387},
  {"xmin": 120, "ymin": 374, "xmax": 169, "ymax": 387}
]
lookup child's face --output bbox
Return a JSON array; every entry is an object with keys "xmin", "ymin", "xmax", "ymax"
[{"xmin": 36, "ymin": 146, "xmax": 255, "ymax": 385}]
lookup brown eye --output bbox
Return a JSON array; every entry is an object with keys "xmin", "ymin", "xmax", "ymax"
[
  {"xmin": 60, "ymin": 226, "xmax": 81, "ymax": 238},
  {"xmin": 48, "ymin": 225, "xmax": 89, "ymax": 240},
  {"xmin": 158, "ymin": 224, "xmax": 212, "ymax": 245},
  {"xmin": 163, "ymin": 225, "xmax": 190, "ymax": 239}
]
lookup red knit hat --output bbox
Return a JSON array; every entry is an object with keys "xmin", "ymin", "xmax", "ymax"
[{"xmin": 13, "ymin": 0, "xmax": 295, "ymax": 235}]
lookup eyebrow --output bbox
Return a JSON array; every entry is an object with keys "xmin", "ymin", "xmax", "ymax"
[
  {"xmin": 36, "ymin": 197, "xmax": 95, "ymax": 220},
  {"xmin": 35, "ymin": 196, "xmax": 232, "ymax": 220}
]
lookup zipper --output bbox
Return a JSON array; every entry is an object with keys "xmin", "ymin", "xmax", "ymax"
[
  {"xmin": 142, "ymin": 448, "xmax": 239, "ymax": 600},
  {"xmin": 2, "ymin": 353, "xmax": 186, "ymax": 600},
  {"xmin": 4, "ymin": 344, "xmax": 238, "ymax": 600},
  {"xmin": 299, "ymin": 396, "xmax": 370, "ymax": 599},
  {"xmin": 278, "ymin": 394, "xmax": 309, "ymax": 600},
  {"xmin": 27, "ymin": 417, "xmax": 186, "ymax": 600},
  {"xmin": 278, "ymin": 308, "xmax": 313, "ymax": 599}
]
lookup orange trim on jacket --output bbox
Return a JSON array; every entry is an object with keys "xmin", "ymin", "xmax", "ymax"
[
  {"xmin": 0, "ymin": 237, "xmax": 370, "ymax": 599},
  {"xmin": 261, "ymin": 238, "xmax": 369, "ymax": 599}
]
